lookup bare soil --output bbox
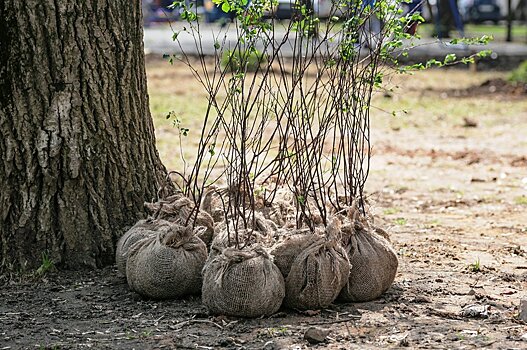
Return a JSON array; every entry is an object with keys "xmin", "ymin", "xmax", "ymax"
[
  {"xmin": 435, "ymin": 78, "xmax": 527, "ymax": 99},
  {"xmin": 2, "ymin": 64, "xmax": 527, "ymax": 350}
]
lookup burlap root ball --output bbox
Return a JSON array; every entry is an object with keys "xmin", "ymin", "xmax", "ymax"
[
  {"xmin": 209, "ymin": 213, "xmax": 274, "ymax": 257},
  {"xmin": 201, "ymin": 185, "xmax": 285, "ymax": 229},
  {"xmin": 270, "ymin": 231, "xmax": 319, "ymax": 277},
  {"xmin": 209, "ymin": 229, "xmax": 258, "ymax": 259},
  {"xmin": 126, "ymin": 223, "xmax": 208, "ymax": 299},
  {"xmin": 145, "ymin": 194, "xmax": 215, "ymax": 246},
  {"xmin": 338, "ymin": 223, "xmax": 398, "ymax": 302},
  {"xmin": 256, "ymin": 187, "xmax": 295, "ymax": 227},
  {"xmin": 202, "ymin": 246, "xmax": 285, "ymax": 318},
  {"xmin": 115, "ymin": 219, "xmax": 164, "ymax": 275},
  {"xmin": 200, "ymin": 186, "xmax": 227, "ymax": 223},
  {"xmin": 271, "ymin": 220, "xmax": 351, "ymax": 310}
]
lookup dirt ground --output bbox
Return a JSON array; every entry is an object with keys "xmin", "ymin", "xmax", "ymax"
[{"xmin": 2, "ymin": 62, "xmax": 527, "ymax": 350}]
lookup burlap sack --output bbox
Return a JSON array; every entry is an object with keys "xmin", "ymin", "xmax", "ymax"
[
  {"xmin": 145, "ymin": 195, "xmax": 215, "ymax": 246},
  {"xmin": 200, "ymin": 186, "xmax": 227, "ymax": 222},
  {"xmin": 270, "ymin": 231, "xmax": 318, "ymax": 277},
  {"xmin": 216, "ymin": 211, "xmax": 277, "ymax": 236},
  {"xmin": 201, "ymin": 185, "xmax": 287, "ymax": 228},
  {"xmin": 209, "ymin": 228, "xmax": 263, "ymax": 259},
  {"xmin": 126, "ymin": 223, "xmax": 208, "ymax": 299},
  {"xmin": 338, "ymin": 221, "xmax": 398, "ymax": 302},
  {"xmin": 115, "ymin": 219, "xmax": 163, "ymax": 275},
  {"xmin": 251, "ymin": 211, "xmax": 278, "ymax": 235},
  {"xmin": 202, "ymin": 246, "xmax": 285, "ymax": 317},
  {"xmin": 209, "ymin": 212, "xmax": 276, "ymax": 257},
  {"xmin": 255, "ymin": 187, "xmax": 294, "ymax": 227},
  {"xmin": 271, "ymin": 220, "xmax": 351, "ymax": 310}
]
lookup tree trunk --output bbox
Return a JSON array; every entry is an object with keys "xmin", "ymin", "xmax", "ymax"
[{"xmin": 0, "ymin": 0, "xmax": 169, "ymax": 271}]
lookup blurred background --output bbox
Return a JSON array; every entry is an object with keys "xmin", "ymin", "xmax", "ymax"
[{"xmin": 142, "ymin": 0, "xmax": 527, "ymax": 42}]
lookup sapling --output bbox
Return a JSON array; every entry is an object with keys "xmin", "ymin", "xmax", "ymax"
[{"xmin": 167, "ymin": 0, "xmax": 492, "ymax": 236}]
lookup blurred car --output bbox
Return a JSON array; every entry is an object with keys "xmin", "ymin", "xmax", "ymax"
[
  {"xmin": 272, "ymin": 0, "xmax": 295, "ymax": 19},
  {"xmin": 143, "ymin": 0, "xmax": 180, "ymax": 26},
  {"xmin": 459, "ymin": 0, "xmax": 501, "ymax": 24},
  {"xmin": 143, "ymin": 0, "xmax": 205, "ymax": 25},
  {"xmin": 201, "ymin": 0, "xmax": 341, "ymax": 23}
]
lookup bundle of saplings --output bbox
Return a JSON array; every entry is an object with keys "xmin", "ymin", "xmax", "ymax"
[
  {"xmin": 202, "ymin": 245, "xmax": 285, "ymax": 317},
  {"xmin": 144, "ymin": 193, "xmax": 215, "ymax": 246},
  {"xmin": 126, "ymin": 222, "xmax": 207, "ymax": 299},
  {"xmin": 337, "ymin": 204, "xmax": 398, "ymax": 302},
  {"xmin": 168, "ymin": 0, "xmax": 406, "ymax": 316},
  {"xmin": 271, "ymin": 219, "xmax": 351, "ymax": 310},
  {"xmin": 115, "ymin": 218, "xmax": 165, "ymax": 275}
]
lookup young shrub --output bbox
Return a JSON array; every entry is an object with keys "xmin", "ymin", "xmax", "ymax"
[
  {"xmin": 202, "ymin": 246, "xmax": 285, "ymax": 317},
  {"xmin": 115, "ymin": 219, "xmax": 161, "ymax": 275},
  {"xmin": 170, "ymin": 0, "xmax": 484, "ymax": 309},
  {"xmin": 338, "ymin": 205, "xmax": 398, "ymax": 302},
  {"xmin": 271, "ymin": 219, "xmax": 350, "ymax": 310},
  {"xmin": 126, "ymin": 222, "xmax": 207, "ymax": 299}
]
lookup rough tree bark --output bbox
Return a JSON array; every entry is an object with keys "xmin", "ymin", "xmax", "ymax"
[{"xmin": 0, "ymin": 0, "xmax": 169, "ymax": 271}]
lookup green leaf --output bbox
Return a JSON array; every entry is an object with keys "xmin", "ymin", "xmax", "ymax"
[
  {"xmin": 395, "ymin": 218, "xmax": 407, "ymax": 225},
  {"xmin": 297, "ymin": 195, "xmax": 305, "ymax": 205},
  {"xmin": 208, "ymin": 144, "xmax": 216, "ymax": 156},
  {"xmin": 425, "ymin": 59, "xmax": 441, "ymax": 68},
  {"xmin": 221, "ymin": 2, "xmax": 230, "ymax": 13},
  {"xmin": 373, "ymin": 72, "xmax": 383, "ymax": 87},
  {"xmin": 444, "ymin": 53, "xmax": 457, "ymax": 64},
  {"xmin": 169, "ymin": 1, "xmax": 182, "ymax": 9},
  {"xmin": 476, "ymin": 49, "xmax": 492, "ymax": 58},
  {"xmin": 461, "ymin": 57, "xmax": 475, "ymax": 64},
  {"xmin": 410, "ymin": 13, "xmax": 425, "ymax": 22}
]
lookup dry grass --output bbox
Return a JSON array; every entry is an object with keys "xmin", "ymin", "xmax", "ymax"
[{"xmin": 146, "ymin": 59, "xmax": 527, "ymax": 174}]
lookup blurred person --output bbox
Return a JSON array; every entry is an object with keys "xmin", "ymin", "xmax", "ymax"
[{"xmin": 435, "ymin": 0, "xmax": 463, "ymax": 38}]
